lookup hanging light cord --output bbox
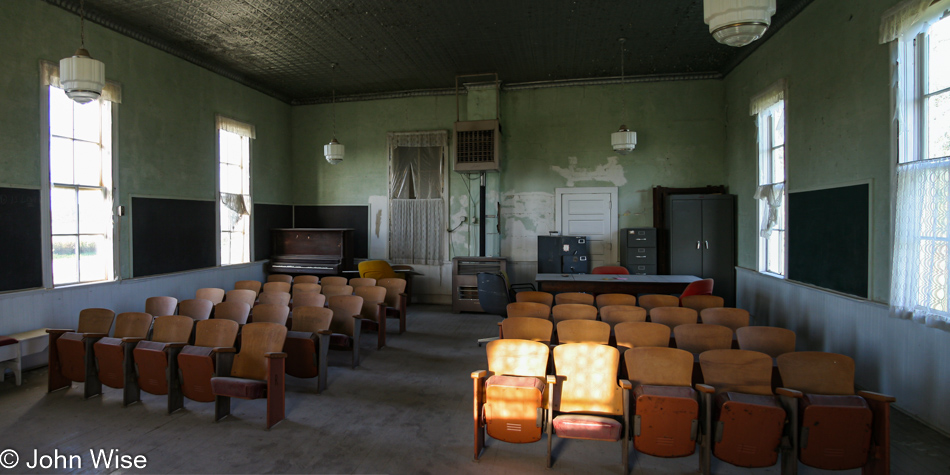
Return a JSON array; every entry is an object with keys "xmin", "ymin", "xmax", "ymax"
[
  {"xmin": 331, "ymin": 63, "xmax": 337, "ymax": 140},
  {"xmin": 619, "ymin": 38, "xmax": 627, "ymax": 126},
  {"xmin": 80, "ymin": 0, "xmax": 87, "ymax": 49}
]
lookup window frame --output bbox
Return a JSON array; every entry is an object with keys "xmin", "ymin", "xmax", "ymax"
[
  {"xmin": 42, "ymin": 85, "xmax": 118, "ymax": 288},
  {"xmin": 755, "ymin": 98, "xmax": 788, "ymax": 278},
  {"xmin": 216, "ymin": 120, "xmax": 254, "ymax": 266}
]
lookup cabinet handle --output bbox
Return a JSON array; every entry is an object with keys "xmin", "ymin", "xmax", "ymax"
[
  {"xmin": 696, "ymin": 241, "xmax": 701, "ymax": 249},
  {"xmin": 705, "ymin": 241, "xmax": 709, "ymax": 249}
]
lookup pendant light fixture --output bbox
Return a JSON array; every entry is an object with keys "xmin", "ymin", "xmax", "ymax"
[
  {"xmin": 611, "ymin": 38, "xmax": 637, "ymax": 155},
  {"xmin": 703, "ymin": 0, "xmax": 776, "ymax": 47},
  {"xmin": 60, "ymin": 0, "xmax": 105, "ymax": 104},
  {"xmin": 324, "ymin": 63, "xmax": 345, "ymax": 165}
]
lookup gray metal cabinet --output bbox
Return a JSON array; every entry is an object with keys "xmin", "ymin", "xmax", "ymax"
[
  {"xmin": 666, "ymin": 194, "xmax": 736, "ymax": 306},
  {"xmin": 619, "ymin": 228, "xmax": 658, "ymax": 275}
]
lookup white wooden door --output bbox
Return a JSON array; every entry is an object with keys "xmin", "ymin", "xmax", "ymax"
[{"xmin": 556, "ymin": 188, "xmax": 618, "ymax": 270}]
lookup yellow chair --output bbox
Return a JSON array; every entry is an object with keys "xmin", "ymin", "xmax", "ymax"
[{"xmin": 358, "ymin": 260, "xmax": 406, "ymax": 280}]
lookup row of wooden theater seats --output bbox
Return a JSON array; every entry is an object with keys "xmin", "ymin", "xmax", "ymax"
[
  {"xmin": 514, "ymin": 289, "xmax": 726, "ymax": 313},
  {"xmin": 472, "ymin": 338, "xmax": 896, "ymax": 475}
]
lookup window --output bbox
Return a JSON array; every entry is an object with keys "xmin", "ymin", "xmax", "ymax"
[
  {"xmin": 388, "ymin": 131, "xmax": 446, "ymax": 265},
  {"xmin": 217, "ymin": 116, "xmax": 254, "ymax": 265},
  {"xmin": 888, "ymin": 3, "xmax": 950, "ymax": 329},
  {"xmin": 751, "ymin": 80, "xmax": 787, "ymax": 276},
  {"xmin": 48, "ymin": 85, "xmax": 114, "ymax": 285}
]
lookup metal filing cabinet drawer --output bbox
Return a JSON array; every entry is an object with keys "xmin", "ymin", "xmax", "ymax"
[
  {"xmin": 626, "ymin": 228, "xmax": 657, "ymax": 248},
  {"xmin": 627, "ymin": 247, "xmax": 657, "ymax": 265},
  {"xmin": 628, "ymin": 265, "xmax": 657, "ymax": 275},
  {"xmin": 620, "ymin": 227, "xmax": 658, "ymax": 274}
]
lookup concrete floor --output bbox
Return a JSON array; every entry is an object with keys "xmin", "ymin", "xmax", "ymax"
[{"xmin": 0, "ymin": 305, "xmax": 948, "ymax": 474}]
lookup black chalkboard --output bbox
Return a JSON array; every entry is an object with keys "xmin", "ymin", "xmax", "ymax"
[
  {"xmin": 0, "ymin": 187, "xmax": 43, "ymax": 291},
  {"xmin": 788, "ymin": 184, "xmax": 869, "ymax": 298},
  {"xmin": 253, "ymin": 203, "xmax": 293, "ymax": 260},
  {"xmin": 294, "ymin": 205, "xmax": 369, "ymax": 258},
  {"xmin": 132, "ymin": 197, "xmax": 216, "ymax": 277}
]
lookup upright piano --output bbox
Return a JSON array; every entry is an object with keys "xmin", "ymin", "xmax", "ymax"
[{"xmin": 269, "ymin": 228, "xmax": 354, "ymax": 276}]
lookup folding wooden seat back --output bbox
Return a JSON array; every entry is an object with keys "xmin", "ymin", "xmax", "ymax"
[
  {"xmin": 292, "ymin": 291, "xmax": 326, "ymax": 309},
  {"xmin": 293, "ymin": 274, "xmax": 319, "ymax": 284},
  {"xmin": 262, "ymin": 281, "xmax": 291, "ymax": 294},
  {"xmin": 736, "ymin": 326, "xmax": 796, "ymax": 358},
  {"xmin": 355, "ymin": 285, "xmax": 388, "ymax": 349},
  {"xmin": 547, "ymin": 343, "xmax": 629, "ymax": 470},
  {"xmin": 680, "ymin": 294, "xmax": 724, "ymax": 313},
  {"xmin": 777, "ymin": 352, "xmax": 890, "ymax": 472},
  {"xmin": 700, "ymin": 307, "xmax": 749, "ymax": 331},
  {"xmin": 697, "ymin": 349, "xmax": 786, "ymax": 470},
  {"xmin": 225, "ymin": 289, "xmax": 256, "ymax": 307},
  {"xmin": 472, "ymin": 339, "xmax": 550, "ymax": 460},
  {"xmin": 251, "ymin": 303, "xmax": 289, "ymax": 326},
  {"xmin": 551, "ymin": 303, "xmax": 597, "ymax": 323},
  {"xmin": 349, "ymin": 277, "xmax": 376, "ymax": 288},
  {"xmin": 650, "ymin": 306, "xmax": 698, "ymax": 330},
  {"xmin": 378, "ymin": 277, "xmax": 408, "ymax": 334},
  {"xmin": 614, "ymin": 322, "xmax": 670, "ymax": 350},
  {"xmin": 515, "ymin": 290, "xmax": 554, "ymax": 307},
  {"xmin": 556, "ymin": 320, "xmax": 610, "ymax": 345},
  {"xmin": 94, "ymin": 312, "xmax": 152, "ymax": 387},
  {"xmin": 196, "ymin": 288, "xmax": 225, "ymax": 304},
  {"xmin": 321, "ymin": 276, "xmax": 348, "ymax": 287},
  {"xmin": 213, "ymin": 301, "xmax": 251, "ymax": 325},
  {"xmin": 292, "ymin": 283, "xmax": 322, "ymax": 296},
  {"xmin": 48, "ymin": 308, "xmax": 115, "ymax": 395},
  {"xmin": 638, "ymin": 294, "xmax": 679, "ymax": 314},
  {"xmin": 500, "ymin": 317, "xmax": 553, "ymax": 343},
  {"xmin": 595, "ymin": 293, "xmax": 637, "ymax": 309},
  {"xmin": 327, "ymin": 295, "xmax": 364, "ymax": 368},
  {"xmin": 234, "ymin": 280, "xmax": 262, "ymax": 296},
  {"xmin": 210, "ymin": 322, "xmax": 288, "ymax": 429},
  {"xmin": 322, "ymin": 285, "xmax": 354, "ymax": 298},
  {"xmin": 146, "ymin": 296, "xmax": 178, "ymax": 317},
  {"xmin": 506, "ymin": 301, "xmax": 551, "ymax": 320},
  {"xmin": 286, "ymin": 307, "xmax": 333, "ymax": 388},
  {"xmin": 257, "ymin": 291, "xmax": 290, "ymax": 307},
  {"xmin": 554, "ymin": 292, "xmax": 594, "ymax": 306},
  {"xmin": 178, "ymin": 319, "xmax": 239, "ymax": 403},
  {"xmin": 673, "ymin": 323, "xmax": 733, "ymax": 354},
  {"xmin": 266, "ymin": 274, "xmax": 293, "ymax": 284},
  {"xmin": 178, "ymin": 298, "xmax": 213, "ymax": 320},
  {"xmin": 132, "ymin": 315, "xmax": 194, "ymax": 410},
  {"xmin": 624, "ymin": 347, "xmax": 700, "ymax": 457},
  {"xmin": 599, "ymin": 305, "xmax": 647, "ymax": 328}
]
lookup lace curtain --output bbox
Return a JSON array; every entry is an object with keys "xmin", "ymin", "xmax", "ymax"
[
  {"xmin": 879, "ymin": 0, "xmax": 949, "ymax": 43},
  {"xmin": 388, "ymin": 131, "xmax": 446, "ymax": 265}
]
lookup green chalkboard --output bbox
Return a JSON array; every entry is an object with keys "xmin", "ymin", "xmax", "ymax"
[
  {"xmin": 132, "ymin": 197, "xmax": 216, "ymax": 277},
  {"xmin": 0, "ymin": 187, "xmax": 43, "ymax": 291},
  {"xmin": 787, "ymin": 184, "xmax": 869, "ymax": 298}
]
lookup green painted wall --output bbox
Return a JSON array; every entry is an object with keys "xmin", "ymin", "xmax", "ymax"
[
  {"xmin": 723, "ymin": 0, "xmax": 895, "ymax": 302},
  {"xmin": 1, "ymin": 0, "xmax": 292, "ymax": 278}
]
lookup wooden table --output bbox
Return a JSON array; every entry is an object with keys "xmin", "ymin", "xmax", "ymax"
[{"xmin": 535, "ymin": 273, "xmax": 701, "ymax": 296}]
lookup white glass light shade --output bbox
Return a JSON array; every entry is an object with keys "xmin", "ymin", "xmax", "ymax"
[
  {"xmin": 60, "ymin": 49, "xmax": 105, "ymax": 104},
  {"xmin": 324, "ymin": 139, "xmax": 344, "ymax": 164},
  {"xmin": 611, "ymin": 127, "xmax": 637, "ymax": 155},
  {"xmin": 703, "ymin": 0, "xmax": 776, "ymax": 47}
]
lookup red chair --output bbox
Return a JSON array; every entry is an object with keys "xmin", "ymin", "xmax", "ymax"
[
  {"xmin": 130, "ymin": 315, "xmax": 194, "ymax": 412},
  {"xmin": 92, "ymin": 312, "xmax": 153, "ymax": 404},
  {"xmin": 284, "ymin": 306, "xmax": 332, "ymax": 393},
  {"xmin": 592, "ymin": 265, "xmax": 629, "ymax": 275},
  {"xmin": 178, "ymin": 319, "xmax": 240, "ymax": 405},
  {"xmin": 47, "ymin": 308, "xmax": 115, "ymax": 397},
  {"xmin": 679, "ymin": 278, "xmax": 714, "ymax": 299}
]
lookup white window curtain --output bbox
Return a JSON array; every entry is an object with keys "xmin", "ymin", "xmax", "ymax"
[
  {"xmin": 40, "ymin": 60, "xmax": 122, "ymax": 103},
  {"xmin": 751, "ymin": 80, "xmax": 786, "ymax": 239},
  {"xmin": 886, "ymin": 0, "xmax": 950, "ymax": 332},
  {"xmin": 388, "ymin": 131, "xmax": 446, "ymax": 265},
  {"xmin": 753, "ymin": 183, "xmax": 785, "ymax": 238},
  {"xmin": 216, "ymin": 115, "xmax": 256, "ymax": 139}
]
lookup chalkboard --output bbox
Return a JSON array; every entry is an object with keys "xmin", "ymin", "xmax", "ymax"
[
  {"xmin": 253, "ymin": 203, "xmax": 293, "ymax": 260},
  {"xmin": 132, "ymin": 197, "xmax": 216, "ymax": 277},
  {"xmin": 294, "ymin": 205, "xmax": 369, "ymax": 258},
  {"xmin": 0, "ymin": 187, "xmax": 43, "ymax": 291},
  {"xmin": 788, "ymin": 184, "xmax": 869, "ymax": 298}
]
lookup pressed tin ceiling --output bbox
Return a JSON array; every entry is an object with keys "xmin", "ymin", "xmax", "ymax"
[{"xmin": 46, "ymin": 0, "xmax": 813, "ymax": 104}]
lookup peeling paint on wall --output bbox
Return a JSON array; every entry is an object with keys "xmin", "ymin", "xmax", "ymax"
[
  {"xmin": 500, "ymin": 191, "xmax": 555, "ymax": 261},
  {"xmin": 551, "ymin": 156, "xmax": 628, "ymax": 187},
  {"xmin": 368, "ymin": 195, "xmax": 389, "ymax": 259}
]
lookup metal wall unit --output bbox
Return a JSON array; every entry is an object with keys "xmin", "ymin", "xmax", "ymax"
[
  {"xmin": 537, "ymin": 236, "xmax": 589, "ymax": 274},
  {"xmin": 452, "ymin": 257, "xmax": 507, "ymax": 313},
  {"xmin": 618, "ymin": 227, "xmax": 657, "ymax": 275},
  {"xmin": 667, "ymin": 194, "xmax": 736, "ymax": 306}
]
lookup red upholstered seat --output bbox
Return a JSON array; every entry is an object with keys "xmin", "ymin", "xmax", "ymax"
[
  {"xmin": 552, "ymin": 414, "xmax": 622, "ymax": 441},
  {"xmin": 633, "ymin": 385, "xmax": 700, "ymax": 457},
  {"xmin": 714, "ymin": 392, "xmax": 786, "ymax": 468},
  {"xmin": 799, "ymin": 394, "xmax": 872, "ymax": 470},
  {"xmin": 0, "ymin": 336, "xmax": 17, "ymax": 347},
  {"xmin": 210, "ymin": 376, "xmax": 268, "ymax": 400},
  {"xmin": 56, "ymin": 333, "xmax": 88, "ymax": 382},
  {"xmin": 178, "ymin": 346, "xmax": 217, "ymax": 402},
  {"xmin": 483, "ymin": 375, "xmax": 546, "ymax": 444},
  {"xmin": 133, "ymin": 341, "xmax": 171, "ymax": 395},
  {"xmin": 94, "ymin": 337, "xmax": 127, "ymax": 389}
]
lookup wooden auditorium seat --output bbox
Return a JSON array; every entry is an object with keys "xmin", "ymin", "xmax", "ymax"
[
  {"xmin": 354, "ymin": 285, "xmax": 388, "ymax": 349},
  {"xmin": 177, "ymin": 319, "xmax": 239, "ymax": 406},
  {"xmin": 378, "ymin": 278, "xmax": 408, "ymax": 334},
  {"xmin": 284, "ymin": 306, "xmax": 332, "ymax": 393},
  {"xmin": 129, "ymin": 315, "xmax": 194, "ymax": 411},
  {"xmin": 595, "ymin": 293, "xmax": 637, "ymax": 308},
  {"xmin": 178, "ymin": 298, "xmax": 213, "ymax": 320},
  {"xmin": 614, "ymin": 322, "xmax": 671, "ymax": 351},
  {"xmin": 327, "ymin": 294, "xmax": 363, "ymax": 368},
  {"xmin": 499, "ymin": 317, "xmax": 553, "ymax": 344},
  {"xmin": 196, "ymin": 288, "xmax": 226, "ymax": 304},
  {"xmin": 556, "ymin": 320, "xmax": 610, "ymax": 345},
  {"xmin": 47, "ymin": 308, "xmax": 115, "ymax": 397},
  {"xmin": 554, "ymin": 292, "xmax": 595, "ymax": 306},
  {"xmin": 515, "ymin": 290, "xmax": 554, "ymax": 307},
  {"xmin": 92, "ymin": 312, "xmax": 153, "ymax": 403}
]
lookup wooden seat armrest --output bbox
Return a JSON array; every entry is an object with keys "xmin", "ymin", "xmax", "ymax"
[
  {"xmin": 163, "ymin": 342, "xmax": 188, "ymax": 348},
  {"xmin": 349, "ymin": 314, "xmax": 362, "ymax": 321},
  {"xmin": 695, "ymin": 383, "xmax": 715, "ymax": 394},
  {"xmin": 546, "ymin": 375, "xmax": 557, "ymax": 386},
  {"xmin": 619, "ymin": 379, "xmax": 633, "ymax": 390},
  {"xmin": 264, "ymin": 352, "xmax": 287, "ymax": 359},
  {"xmin": 211, "ymin": 347, "xmax": 237, "ymax": 353},
  {"xmin": 82, "ymin": 332, "xmax": 110, "ymax": 339},
  {"xmin": 121, "ymin": 337, "xmax": 146, "ymax": 344},
  {"xmin": 316, "ymin": 330, "xmax": 332, "ymax": 336},
  {"xmin": 858, "ymin": 390, "xmax": 896, "ymax": 403},
  {"xmin": 776, "ymin": 387, "xmax": 803, "ymax": 398},
  {"xmin": 46, "ymin": 328, "xmax": 73, "ymax": 335},
  {"xmin": 472, "ymin": 370, "xmax": 488, "ymax": 379}
]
